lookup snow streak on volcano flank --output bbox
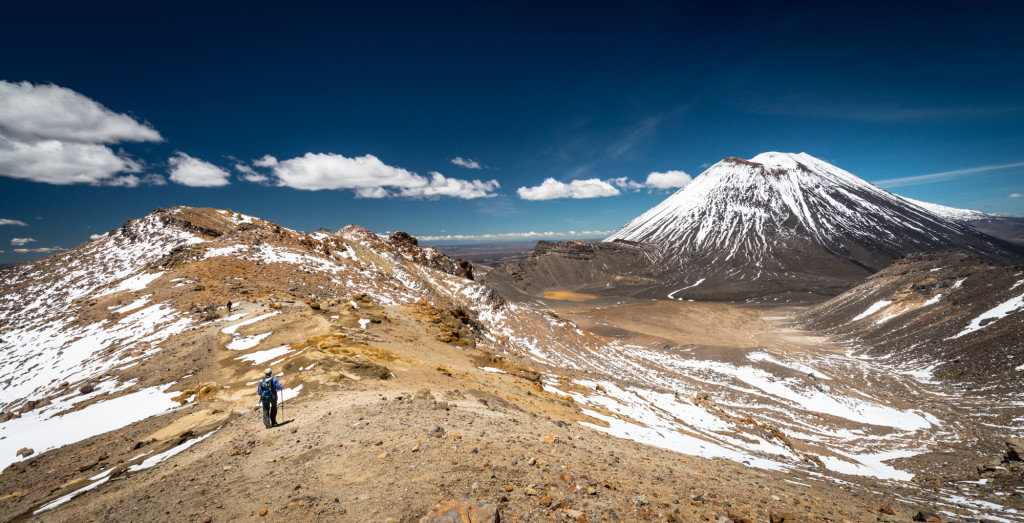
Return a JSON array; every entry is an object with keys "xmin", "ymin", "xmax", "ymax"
[{"xmin": 604, "ymin": 152, "xmax": 1024, "ymax": 300}]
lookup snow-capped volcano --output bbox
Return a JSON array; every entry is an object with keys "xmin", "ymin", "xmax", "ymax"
[{"xmin": 604, "ymin": 152, "xmax": 1023, "ymax": 300}]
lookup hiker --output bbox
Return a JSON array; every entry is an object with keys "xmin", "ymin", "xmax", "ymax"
[
  {"xmin": 257, "ymin": 368, "xmax": 283, "ymax": 428},
  {"xmin": 226, "ymin": 300, "xmax": 232, "ymax": 312}
]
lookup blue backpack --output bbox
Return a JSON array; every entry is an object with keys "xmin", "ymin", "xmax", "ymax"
[{"xmin": 259, "ymin": 377, "xmax": 276, "ymax": 402}]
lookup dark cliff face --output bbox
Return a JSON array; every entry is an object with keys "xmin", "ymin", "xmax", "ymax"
[{"xmin": 481, "ymin": 240, "xmax": 658, "ymax": 298}]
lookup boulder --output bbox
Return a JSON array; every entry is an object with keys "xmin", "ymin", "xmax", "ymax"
[
  {"xmin": 16, "ymin": 447, "xmax": 33, "ymax": 458},
  {"xmin": 912, "ymin": 509, "xmax": 942, "ymax": 522},
  {"xmin": 455, "ymin": 258, "xmax": 474, "ymax": 280},
  {"xmin": 1006, "ymin": 438, "xmax": 1024, "ymax": 462},
  {"xmin": 420, "ymin": 500, "xmax": 498, "ymax": 523}
]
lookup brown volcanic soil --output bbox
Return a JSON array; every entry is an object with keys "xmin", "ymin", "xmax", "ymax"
[
  {"xmin": 545, "ymin": 297, "xmax": 768, "ymax": 349},
  {"xmin": 2, "ymin": 296, "xmax": 957, "ymax": 523}
]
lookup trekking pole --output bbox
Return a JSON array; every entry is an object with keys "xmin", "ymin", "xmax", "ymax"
[
  {"xmin": 280, "ymin": 387, "xmax": 285, "ymax": 422},
  {"xmin": 253, "ymin": 401, "xmax": 261, "ymax": 431}
]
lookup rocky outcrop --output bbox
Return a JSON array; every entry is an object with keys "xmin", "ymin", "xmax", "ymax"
[
  {"xmin": 482, "ymin": 240, "xmax": 657, "ymax": 297},
  {"xmin": 420, "ymin": 500, "xmax": 498, "ymax": 523}
]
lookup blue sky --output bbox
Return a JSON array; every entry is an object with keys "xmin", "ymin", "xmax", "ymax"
[{"xmin": 1, "ymin": 1, "xmax": 1023, "ymax": 264}]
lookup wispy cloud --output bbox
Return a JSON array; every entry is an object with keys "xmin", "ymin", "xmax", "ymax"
[
  {"xmin": 417, "ymin": 230, "xmax": 616, "ymax": 242},
  {"xmin": 450, "ymin": 157, "xmax": 481, "ymax": 169},
  {"xmin": 607, "ymin": 116, "xmax": 663, "ymax": 159},
  {"xmin": 0, "ymin": 218, "xmax": 28, "ymax": 227},
  {"xmin": 1009, "ymin": 193, "xmax": 1023, "ymax": 198},
  {"xmin": 13, "ymin": 246, "xmax": 63, "ymax": 254},
  {"xmin": 874, "ymin": 161, "xmax": 1024, "ymax": 189},
  {"xmin": 11, "ymin": 237, "xmax": 35, "ymax": 246}
]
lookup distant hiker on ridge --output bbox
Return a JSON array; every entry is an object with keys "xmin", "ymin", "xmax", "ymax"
[{"xmin": 257, "ymin": 368, "xmax": 283, "ymax": 428}]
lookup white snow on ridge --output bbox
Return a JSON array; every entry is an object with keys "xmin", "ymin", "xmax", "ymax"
[
  {"xmin": 746, "ymin": 351, "xmax": 832, "ymax": 380},
  {"xmin": 668, "ymin": 278, "xmax": 705, "ymax": 299},
  {"xmin": 950, "ymin": 290, "xmax": 1024, "ymax": 339},
  {"xmin": 0, "ymin": 384, "xmax": 181, "ymax": 470},
  {"xmin": 852, "ymin": 300, "xmax": 892, "ymax": 322},
  {"xmin": 899, "ymin": 196, "xmax": 992, "ymax": 222},
  {"xmin": 644, "ymin": 353, "xmax": 930, "ymax": 431},
  {"xmin": 226, "ymin": 332, "xmax": 273, "ymax": 351},
  {"xmin": 553, "ymin": 380, "xmax": 792, "ymax": 472},
  {"xmin": 96, "ymin": 271, "xmax": 165, "ymax": 297},
  {"xmin": 819, "ymin": 450, "xmax": 917, "ymax": 481},
  {"xmin": 126, "ymin": 428, "xmax": 219, "ymax": 473},
  {"xmin": 236, "ymin": 345, "xmax": 292, "ymax": 365},
  {"xmin": 204, "ymin": 245, "xmax": 246, "ymax": 258},
  {"xmin": 0, "ymin": 302, "xmax": 192, "ymax": 407},
  {"xmin": 221, "ymin": 311, "xmax": 280, "ymax": 335},
  {"xmin": 114, "ymin": 294, "xmax": 152, "ymax": 313}
]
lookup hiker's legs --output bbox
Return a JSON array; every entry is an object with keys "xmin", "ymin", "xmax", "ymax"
[
  {"xmin": 269, "ymin": 398, "xmax": 278, "ymax": 426},
  {"xmin": 262, "ymin": 400, "xmax": 272, "ymax": 428}
]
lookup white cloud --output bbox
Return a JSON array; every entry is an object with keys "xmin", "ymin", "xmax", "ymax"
[
  {"xmin": 168, "ymin": 152, "xmax": 231, "ymax": 187},
  {"xmin": 142, "ymin": 173, "xmax": 167, "ymax": 186},
  {"xmin": 1009, "ymin": 193, "xmax": 1023, "ymax": 198},
  {"xmin": 610, "ymin": 177, "xmax": 645, "ymax": 190},
  {"xmin": 273, "ymin": 153, "xmax": 423, "ymax": 191},
  {"xmin": 0, "ymin": 218, "xmax": 28, "ymax": 226},
  {"xmin": 234, "ymin": 163, "xmax": 270, "ymax": 184},
  {"xmin": 645, "ymin": 170, "xmax": 693, "ymax": 189},
  {"xmin": 268, "ymin": 152, "xmax": 499, "ymax": 199},
  {"xmin": 0, "ymin": 81, "xmax": 162, "ymax": 143},
  {"xmin": 252, "ymin": 154, "xmax": 278, "ymax": 167},
  {"xmin": 398, "ymin": 172, "xmax": 499, "ymax": 199},
  {"xmin": 11, "ymin": 237, "xmax": 35, "ymax": 246},
  {"xmin": 516, "ymin": 169, "xmax": 693, "ymax": 200},
  {"xmin": 13, "ymin": 246, "xmax": 63, "ymax": 254},
  {"xmin": 517, "ymin": 178, "xmax": 621, "ymax": 201},
  {"xmin": 418, "ymin": 229, "xmax": 617, "ymax": 242},
  {"xmin": 450, "ymin": 157, "xmax": 481, "ymax": 169},
  {"xmin": 103, "ymin": 173, "xmax": 166, "ymax": 188},
  {"xmin": 352, "ymin": 186, "xmax": 389, "ymax": 199},
  {"xmin": 0, "ymin": 81, "xmax": 162, "ymax": 186},
  {"xmin": 89, "ymin": 233, "xmax": 106, "ymax": 240},
  {"xmin": 0, "ymin": 138, "xmax": 143, "ymax": 185}
]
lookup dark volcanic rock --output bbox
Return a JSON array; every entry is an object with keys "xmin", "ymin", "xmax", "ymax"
[
  {"xmin": 798, "ymin": 251, "xmax": 1024, "ymax": 385},
  {"xmin": 482, "ymin": 240, "xmax": 657, "ymax": 298}
]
